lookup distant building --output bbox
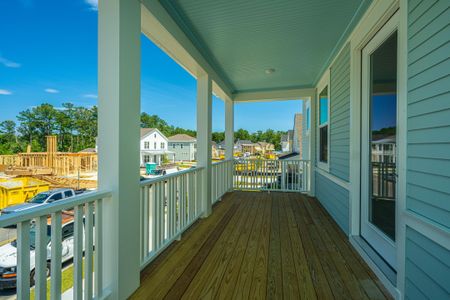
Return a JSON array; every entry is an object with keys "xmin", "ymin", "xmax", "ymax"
[
  {"xmin": 140, "ymin": 128, "xmax": 174, "ymax": 166},
  {"xmin": 372, "ymin": 136, "xmax": 396, "ymax": 163},
  {"xmin": 234, "ymin": 139, "xmax": 256, "ymax": 154},
  {"xmin": 168, "ymin": 134, "xmax": 197, "ymax": 161},
  {"xmin": 292, "ymin": 113, "xmax": 303, "ymax": 157},
  {"xmin": 281, "ymin": 130, "xmax": 293, "ymax": 153},
  {"xmin": 255, "ymin": 142, "xmax": 275, "ymax": 155}
]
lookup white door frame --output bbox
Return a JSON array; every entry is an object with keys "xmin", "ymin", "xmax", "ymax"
[{"xmin": 360, "ymin": 12, "xmax": 399, "ymax": 269}]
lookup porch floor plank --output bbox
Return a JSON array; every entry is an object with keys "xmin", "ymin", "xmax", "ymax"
[{"xmin": 131, "ymin": 191, "xmax": 392, "ymax": 300}]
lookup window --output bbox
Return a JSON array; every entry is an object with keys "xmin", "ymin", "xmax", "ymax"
[
  {"xmin": 64, "ymin": 190, "xmax": 73, "ymax": 198},
  {"xmin": 306, "ymin": 102, "xmax": 311, "ymax": 132},
  {"xmin": 48, "ymin": 192, "xmax": 63, "ymax": 202},
  {"xmin": 318, "ymin": 85, "xmax": 329, "ymax": 164},
  {"xmin": 144, "ymin": 155, "xmax": 150, "ymax": 163},
  {"xmin": 161, "ymin": 142, "xmax": 165, "ymax": 149},
  {"xmin": 154, "ymin": 133, "xmax": 156, "ymax": 138},
  {"xmin": 62, "ymin": 223, "xmax": 74, "ymax": 240},
  {"xmin": 181, "ymin": 144, "xmax": 183, "ymax": 149},
  {"xmin": 173, "ymin": 144, "xmax": 176, "ymax": 149},
  {"xmin": 154, "ymin": 142, "xmax": 157, "ymax": 149},
  {"xmin": 144, "ymin": 141, "xmax": 149, "ymax": 149}
]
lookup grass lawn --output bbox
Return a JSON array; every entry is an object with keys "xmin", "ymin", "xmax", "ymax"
[{"xmin": 30, "ymin": 259, "xmax": 85, "ymax": 300}]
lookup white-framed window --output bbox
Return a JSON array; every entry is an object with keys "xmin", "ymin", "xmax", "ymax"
[
  {"xmin": 305, "ymin": 101, "xmax": 311, "ymax": 134},
  {"xmin": 317, "ymin": 70, "xmax": 330, "ymax": 170},
  {"xmin": 154, "ymin": 142, "xmax": 157, "ymax": 149},
  {"xmin": 161, "ymin": 142, "xmax": 165, "ymax": 149},
  {"xmin": 144, "ymin": 141, "xmax": 149, "ymax": 149}
]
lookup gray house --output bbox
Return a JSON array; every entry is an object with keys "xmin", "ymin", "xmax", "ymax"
[{"xmin": 168, "ymin": 134, "xmax": 196, "ymax": 161}]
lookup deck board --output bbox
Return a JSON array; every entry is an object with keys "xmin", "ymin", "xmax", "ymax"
[{"xmin": 131, "ymin": 191, "xmax": 393, "ymax": 300}]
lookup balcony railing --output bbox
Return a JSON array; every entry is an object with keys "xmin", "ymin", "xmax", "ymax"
[
  {"xmin": 139, "ymin": 167, "xmax": 205, "ymax": 269},
  {"xmin": 233, "ymin": 159, "xmax": 310, "ymax": 192},
  {"xmin": 211, "ymin": 159, "xmax": 234, "ymax": 204},
  {"xmin": 0, "ymin": 190, "xmax": 111, "ymax": 300}
]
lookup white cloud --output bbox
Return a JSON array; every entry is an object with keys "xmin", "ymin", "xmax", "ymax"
[
  {"xmin": 0, "ymin": 89, "xmax": 12, "ymax": 95},
  {"xmin": 85, "ymin": 0, "xmax": 98, "ymax": 11},
  {"xmin": 0, "ymin": 56, "xmax": 21, "ymax": 68},
  {"xmin": 83, "ymin": 94, "xmax": 98, "ymax": 99},
  {"xmin": 45, "ymin": 88, "xmax": 59, "ymax": 94}
]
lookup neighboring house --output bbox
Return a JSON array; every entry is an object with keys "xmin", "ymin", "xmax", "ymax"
[
  {"xmin": 281, "ymin": 130, "xmax": 293, "ymax": 153},
  {"xmin": 371, "ymin": 136, "xmax": 396, "ymax": 163},
  {"xmin": 168, "ymin": 134, "xmax": 197, "ymax": 161},
  {"xmin": 255, "ymin": 142, "xmax": 275, "ymax": 155},
  {"xmin": 234, "ymin": 139, "xmax": 255, "ymax": 154},
  {"xmin": 292, "ymin": 113, "xmax": 303, "ymax": 157},
  {"xmin": 140, "ymin": 128, "xmax": 174, "ymax": 166}
]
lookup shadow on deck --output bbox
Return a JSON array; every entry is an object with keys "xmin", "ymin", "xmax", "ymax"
[{"xmin": 131, "ymin": 191, "xmax": 392, "ymax": 299}]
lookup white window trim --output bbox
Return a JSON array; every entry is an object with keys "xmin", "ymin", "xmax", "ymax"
[
  {"xmin": 305, "ymin": 100, "xmax": 311, "ymax": 136},
  {"xmin": 316, "ymin": 69, "xmax": 330, "ymax": 172}
]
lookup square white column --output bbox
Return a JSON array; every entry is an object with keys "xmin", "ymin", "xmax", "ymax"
[
  {"xmin": 98, "ymin": 0, "xmax": 141, "ymax": 298},
  {"xmin": 225, "ymin": 99, "xmax": 234, "ymax": 160},
  {"xmin": 196, "ymin": 73, "xmax": 212, "ymax": 217}
]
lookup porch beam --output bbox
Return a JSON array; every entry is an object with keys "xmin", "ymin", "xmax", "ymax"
[
  {"xmin": 233, "ymin": 87, "xmax": 316, "ymax": 102},
  {"xmin": 197, "ymin": 73, "xmax": 213, "ymax": 217},
  {"xmin": 225, "ymin": 99, "xmax": 234, "ymax": 160},
  {"xmin": 98, "ymin": 0, "xmax": 141, "ymax": 298}
]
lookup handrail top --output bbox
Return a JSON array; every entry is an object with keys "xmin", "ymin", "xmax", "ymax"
[
  {"xmin": 140, "ymin": 166, "xmax": 204, "ymax": 186},
  {"xmin": 0, "ymin": 190, "xmax": 111, "ymax": 228},
  {"xmin": 235, "ymin": 158, "xmax": 311, "ymax": 162},
  {"xmin": 212, "ymin": 159, "xmax": 233, "ymax": 165}
]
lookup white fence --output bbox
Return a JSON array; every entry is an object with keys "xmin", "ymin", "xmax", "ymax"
[
  {"xmin": 233, "ymin": 159, "xmax": 310, "ymax": 192},
  {"xmin": 0, "ymin": 190, "xmax": 111, "ymax": 300},
  {"xmin": 139, "ymin": 167, "xmax": 204, "ymax": 268},
  {"xmin": 211, "ymin": 160, "xmax": 233, "ymax": 204}
]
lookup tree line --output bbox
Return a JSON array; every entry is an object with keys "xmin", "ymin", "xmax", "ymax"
[{"xmin": 0, "ymin": 104, "xmax": 287, "ymax": 155}]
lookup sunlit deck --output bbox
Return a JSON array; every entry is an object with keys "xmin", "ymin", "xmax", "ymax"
[{"xmin": 131, "ymin": 191, "xmax": 392, "ymax": 299}]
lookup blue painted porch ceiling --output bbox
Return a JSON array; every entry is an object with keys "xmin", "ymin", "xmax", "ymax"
[{"xmin": 160, "ymin": 0, "xmax": 371, "ymax": 93}]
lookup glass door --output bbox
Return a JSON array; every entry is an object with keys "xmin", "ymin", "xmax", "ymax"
[{"xmin": 361, "ymin": 14, "xmax": 398, "ymax": 269}]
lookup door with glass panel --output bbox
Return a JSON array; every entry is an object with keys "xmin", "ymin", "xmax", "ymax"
[{"xmin": 361, "ymin": 14, "xmax": 398, "ymax": 268}]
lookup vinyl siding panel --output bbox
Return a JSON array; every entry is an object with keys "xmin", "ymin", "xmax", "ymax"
[
  {"xmin": 405, "ymin": 227, "xmax": 450, "ymax": 300},
  {"xmin": 329, "ymin": 43, "xmax": 351, "ymax": 182},
  {"xmin": 315, "ymin": 172, "xmax": 349, "ymax": 234},
  {"xmin": 405, "ymin": 1, "xmax": 450, "ymax": 297},
  {"xmin": 406, "ymin": 0, "xmax": 450, "ymax": 229}
]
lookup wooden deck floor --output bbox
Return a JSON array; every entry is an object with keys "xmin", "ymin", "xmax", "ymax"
[{"xmin": 131, "ymin": 191, "xmax": 392, "ymax": 299}]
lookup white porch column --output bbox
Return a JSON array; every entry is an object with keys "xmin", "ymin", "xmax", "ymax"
[
  {"xmin": 225, "ymin": 99, "xmax": 234, "ymax": 160},
  {"xmin": 308, "ymin": 94, "xmax": 317, "ymax": 196},
  {"xmin": 197, "ymin": 73, "xmax": 212, "ymax": 217},
  {"xmin": 98, "ymin": 0, "xmax": 141, "ymax": 298}
]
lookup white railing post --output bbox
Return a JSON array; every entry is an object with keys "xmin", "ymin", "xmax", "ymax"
[
  {"xmin": 98, "ymin": 0, "xmax": 141, "ymax": 298},
  {"xmin": 197, "ymin": 73, "xmax": 213, "ymax": 217}
]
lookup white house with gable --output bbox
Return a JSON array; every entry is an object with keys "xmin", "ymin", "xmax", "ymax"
[{"xmin": 140, "ymin": 128, "xmax": 175, "ymax": 166}]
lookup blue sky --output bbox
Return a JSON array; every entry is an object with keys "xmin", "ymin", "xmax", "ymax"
[{"xmin": 0, "ymin": 0, "xmax": 302, "ymax": 132}]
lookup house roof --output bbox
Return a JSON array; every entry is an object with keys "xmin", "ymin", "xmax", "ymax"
[
  {"xmin": 140, "ymin": 128, "xmax": 156, "ymax": 137},
  {"xmin": 168, "ymin": 134, "xmax": 196, "ymax": 142}
]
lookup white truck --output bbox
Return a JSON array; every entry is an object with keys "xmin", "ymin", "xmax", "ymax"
[
  {"xmin": 1, "ymin": 188, "xmax": 85, "ymax": 216},
  {"xmin": 0, "ymin": 213, "xmax": 82, "ymax": 289}
]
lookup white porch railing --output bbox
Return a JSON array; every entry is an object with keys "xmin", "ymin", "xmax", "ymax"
[
  {"xmin": 233, "ymin": 159, "xmax": 310, "ymax": 192},
  {"xmin": 139, "ymin": 167, "xmax": 204, "ymax": 268},
  {"xmin": 0, "ymin": 190, "xmax": 111, "ymax": 300},
  {"xmin": 211, "ymin": 159, "xmax": 233, "ymax": 204}
]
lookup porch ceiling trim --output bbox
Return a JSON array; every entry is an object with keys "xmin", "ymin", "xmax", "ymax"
[{"xmin": 233, "ymin": 87, "xmax": 315, "ymax": 103}]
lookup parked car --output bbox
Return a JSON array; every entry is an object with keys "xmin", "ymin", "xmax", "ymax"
[
  {"xmin": 0, "ymin": 213, "xmax": 82, "ymax": 289},
  {"xmin": 1, "ymin": 188, "xmax": 85, "ymax": 216}
]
